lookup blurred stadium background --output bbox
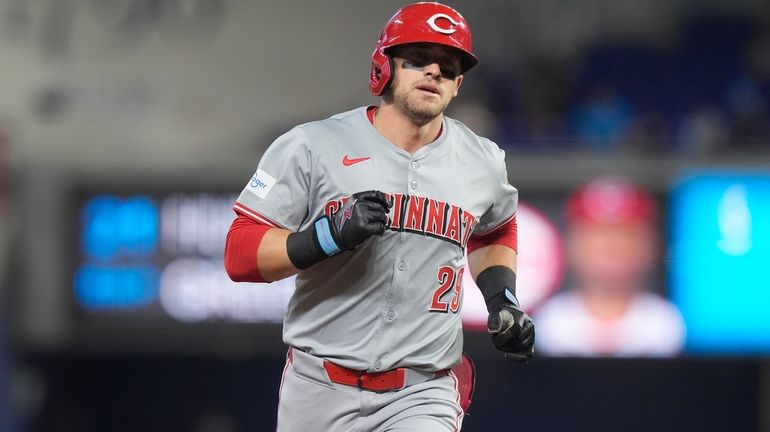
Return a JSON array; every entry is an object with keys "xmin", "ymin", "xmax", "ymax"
[{"xmin": 1, "ymin": 0, "xmax": 769, "ymax": 431}]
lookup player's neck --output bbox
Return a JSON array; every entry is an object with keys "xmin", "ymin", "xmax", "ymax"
[
  {"xmin": 373, "ymin": 105, "xmax": 443, "ymax": 155},
  {"xmin": 576, "ymin": 280, "xmax": 639, "ymax": 320}
]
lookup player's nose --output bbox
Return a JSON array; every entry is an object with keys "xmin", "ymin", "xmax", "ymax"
[{"xmin": 423, "ymin": 62, "xmax": 442, "ymax": 78}]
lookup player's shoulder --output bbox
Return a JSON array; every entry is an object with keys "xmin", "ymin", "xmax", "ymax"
[
  {"xmin": 293, "ymin": 107, "xmax": 365, "ymax": 136},
  {"xmin": 267, "ymin": 107, "xmax": 364, "ymax": 152},
  {"xmin": 629, "ymin": 292, "xmax": 686, "ymax": 335},
  {"xmin": 444, "ymin": 116, "xmax": 505, "ymax": 160},
  {"xmin": 533, "ymin": 291, "xmax": 586, "ymax": 344},
  {"xmin": 535, "ymin": 291, "xmax": 581, "ymax": 317},
  {"xmin": 633, "ymin": 292, "xmax": 683, "ymax": 316}
]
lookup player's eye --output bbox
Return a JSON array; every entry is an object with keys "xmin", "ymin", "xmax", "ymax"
[
  {"xmin": 400, "ymin": 54, "xmax": 459, "ymax": 80},
  {"xmin": 401, "ymin": 53, "xmax": 429, "ymax": 68},
  {"xmin": 438, "ymin": 63, "xmax": 459, "ymax": 80}
]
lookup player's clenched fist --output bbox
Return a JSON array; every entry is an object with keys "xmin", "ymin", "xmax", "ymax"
[
  {"xmin": 488, "ymin": 303, "xmax": 535, "ymax": 362},
  {"xmin": 475, "ymin": 265, "xmax": 535, "ymax": 362},
  {"xmin": 328, "ymin": 190, "xmax": 391, "ymax": 251},
  {"xmin": 286, "ymin": 190, "xmax": 391, "ymax": 270}
]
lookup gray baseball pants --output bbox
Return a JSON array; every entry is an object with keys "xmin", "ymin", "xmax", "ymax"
[{"xmin": 276, "ymin": 348, "xmax": 464, "ymax": 431}]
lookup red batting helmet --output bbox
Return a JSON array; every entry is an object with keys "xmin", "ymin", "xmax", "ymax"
[
  {"xmin": 369, "ymin": 2, "xmax": 479, "ymax": 96},
  {"xmin": 566, "ymin": 176, "xmax": 657, "ymax": 226}
]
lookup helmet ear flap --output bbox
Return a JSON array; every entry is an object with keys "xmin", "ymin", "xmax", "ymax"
[{"xmin": 369, "ymin": 49, "xmax": 394, "ymax": 96}]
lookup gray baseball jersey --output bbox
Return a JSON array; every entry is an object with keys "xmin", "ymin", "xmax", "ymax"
[{"xmin": 235, "ymin": 106, "xmax": 517, "ymax": 373}]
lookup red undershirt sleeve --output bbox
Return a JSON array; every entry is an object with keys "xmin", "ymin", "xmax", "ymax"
[
  {"xmin": 224, "ymin": 212, "xmax": 272, "ymax": 283},
  {"xmin": 466, "ymin": 215, "xmax": 518, "ymax": 255}
]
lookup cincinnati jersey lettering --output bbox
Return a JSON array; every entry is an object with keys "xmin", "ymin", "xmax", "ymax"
[{"xmin": 323, "ymin": 193, "xmax": 479, "ymax": 248}]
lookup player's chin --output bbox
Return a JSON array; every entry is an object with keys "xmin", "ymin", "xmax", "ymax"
[{"xmin": 410, "ymin": 99, "xmax": 447, "ymax": 119}]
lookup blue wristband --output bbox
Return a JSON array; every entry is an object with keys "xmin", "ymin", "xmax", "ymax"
[
  {"xmin": 504, "ymin": 289, "xmax": 520, "ymax": 307},
  {"xmin": 314, "ymin": 217, "xmax": 342, "ymax": 256}
]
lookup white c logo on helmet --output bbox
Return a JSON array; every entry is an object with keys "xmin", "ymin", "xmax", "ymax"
[{"xmin": 427, "ymin": 13, "xmax": 458, "ymax": 35}]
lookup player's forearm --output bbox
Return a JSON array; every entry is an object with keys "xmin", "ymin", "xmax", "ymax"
[
  {"xmin": 467, "ymin": 244, "xmax": 517, "ymax": 281},
  {"xmin": 224, "ymin": 215, "xmax": 300, "ymax": 283},
  {"xmin": 258, "ymin": 228, "xmax": 301, "ymax": 281}
]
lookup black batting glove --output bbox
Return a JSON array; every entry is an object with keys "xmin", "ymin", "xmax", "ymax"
[
  {"xmin": 287, "ymin": 190, "xmax": 391, "ymax": 269},
  {"xmin": 327, "ymin": 190, "xmax": 391, "ymax": 251},
  {"xmin": 487, "ymin": 301, "xmax": 535, "ymax": 363},
  {"xmin": 476, "ymin": 266, "xmax": 535, "ymax": 363}
]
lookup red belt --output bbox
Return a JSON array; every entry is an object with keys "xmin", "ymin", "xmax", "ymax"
[{"xmin": 322, "ymin": 360, "xmax": 448, "ymax": 392}]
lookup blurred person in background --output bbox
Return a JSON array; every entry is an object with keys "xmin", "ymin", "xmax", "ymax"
[
  {"xmin": 0, "ymin": 125, "xmax": 9, "ymax": 299},
  {"xmin": 0, "ymin": 124, "xmax": 16, "ymax": 431},
  {"xmin": 569, "ymin": 84, "xmax": 637, "ymax": 153},
  {"xmin": 535, "ymin": 175, "xmax": 685, "ymax": 357},
  {"xmin": 675, "ymin": 100, "xmax": 730, "ymax": 156},
  {"xmin": 724, "ymin": 66, "xmax": 770, "ymax": 151}
]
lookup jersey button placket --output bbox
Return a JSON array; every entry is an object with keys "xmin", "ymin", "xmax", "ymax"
[
  {"xmin": 409, "ymin": 158, "xmax": 419, "ymax": 191},
  {"xmin": 385, "ymin": 309, "xmax": 396, "ymax": 321}
]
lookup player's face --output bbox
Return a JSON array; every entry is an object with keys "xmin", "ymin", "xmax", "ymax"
[
  {"xmin": 568, "ymin": 222, "xmax": 656, "ymax": 290},
  {"xmin": 386, "ymin": 43, "xmax": 464, "ymax": 125}
]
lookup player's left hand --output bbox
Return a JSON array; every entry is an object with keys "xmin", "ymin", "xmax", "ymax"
[{"xmin": 487, "ymin": 304, "xmax": 535, "ymax": 363}]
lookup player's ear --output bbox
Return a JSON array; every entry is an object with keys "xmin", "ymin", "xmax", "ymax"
[{"xmin": 453, "ymin": 75, "xmax": 464, "ymax": 97}]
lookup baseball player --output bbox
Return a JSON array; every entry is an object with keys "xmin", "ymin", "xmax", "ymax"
[
  {"xmin": 535, "ymin": 176, "xmax": 685, "ymax": 356},
  {"xmin": 224, "ymin": 3, "xmax": 534, "ymax": 431}
]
